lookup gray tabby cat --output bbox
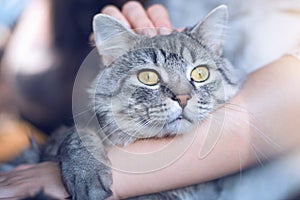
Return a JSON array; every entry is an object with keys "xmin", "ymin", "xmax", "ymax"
[{"xmin": 43, "ymin": 5, "xmax": 246, "ymax": 199}]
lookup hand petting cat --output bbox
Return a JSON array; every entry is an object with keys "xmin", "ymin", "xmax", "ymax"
[{"xmin": 101, "ymin": 1, "xmax": 172, "ymax": 36}]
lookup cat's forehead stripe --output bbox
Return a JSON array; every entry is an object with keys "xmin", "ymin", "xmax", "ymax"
[
  {"xmin": 159, "ymin": 49, "xmax": 167, "ymax": 60},
  {"xmin": 144, "ymin": 48, "xmax": 158, "ymax": 64}
]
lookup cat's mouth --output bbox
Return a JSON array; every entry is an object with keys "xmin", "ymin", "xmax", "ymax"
[{"xmin": 169, "ymin": 115, "xmax": 193, "ymax": 124}]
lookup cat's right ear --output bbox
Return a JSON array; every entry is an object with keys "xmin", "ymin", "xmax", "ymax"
[
  {"xmin": 189, "ymin": 5, "xmax": 228, "ymax": 56},
  {"xmin": 93, "ymin": 14, "xmax": 137, "ymax": 66}
]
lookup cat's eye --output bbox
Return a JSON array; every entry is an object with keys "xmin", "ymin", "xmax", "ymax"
[
  {"xmin": 191, "ymin": 65, "xmax": 210, "ymax": 82},
  {"xmin": 137, "ymin": 70, "xmax": 160, "ymax": 86}
]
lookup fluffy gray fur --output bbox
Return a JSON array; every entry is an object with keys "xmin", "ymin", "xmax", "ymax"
[
  {"xmin": 91, "ymin": 5, "xmax": 245, "ymax": 146},
  {"xmin": 43, "ymin": 5, "xmax": 247, "ymax": 200}
]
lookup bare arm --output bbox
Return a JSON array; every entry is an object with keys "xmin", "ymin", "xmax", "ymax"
[{"xmin": 110, "ymin": 55, "xmax": 300, "ymax": 198}]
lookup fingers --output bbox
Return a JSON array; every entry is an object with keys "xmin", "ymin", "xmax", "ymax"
[
  {"xmin": 147, "ymin": 4, "xmax": 172, "ymax": 35},
  {"xmin": 101, "ymin": 5, "xmax": 131, "ymax": 28},
  {"xmin": 122, "ymin": 1, "xmax": 156, "ymax": 36},
  {"xmin": 100, "ymin": 1, "xmax": 173, "ymax": 36},
  {"xmin": 0, "ymin": 186, "xmax": 36, "ymax": 200},
  {"xmin": 0, "ymin": 162, "xmax": 68, "ymax": 199},
  {"xmin": 0, "ymin": 179, "xmax": 32, "ymax": 199}
]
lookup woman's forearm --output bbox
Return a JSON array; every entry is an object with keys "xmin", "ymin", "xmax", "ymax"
[{"xmin": 109, "ymin": 55, "xmax": 300, "ymax": 199}]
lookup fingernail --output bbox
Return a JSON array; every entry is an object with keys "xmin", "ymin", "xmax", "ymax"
[
  {"xmin": 177, "ymin": 27, "xmax": 184, "ymax": 32},
  {"xmin": 158, "ymin": 27, "xmax": 172, "ymax": 35},
  {"xmin": 141, "ymin": 28, "xmax": 157, "ymax": 37}
]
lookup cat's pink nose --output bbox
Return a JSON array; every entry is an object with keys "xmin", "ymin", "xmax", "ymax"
[{"xmin": 175, "ymin": 94, "xmax": 191, "ymax": 108}]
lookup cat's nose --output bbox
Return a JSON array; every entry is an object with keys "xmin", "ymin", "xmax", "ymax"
[{"xmin": 174, "ymin": 94, "xmax": 191, "ymax": 108}]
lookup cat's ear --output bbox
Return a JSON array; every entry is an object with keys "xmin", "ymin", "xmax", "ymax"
[
  {"xmin": 190, "ymin": 5, "xmax": 228, "ymax": 56},
  {"xmin": 93, "ymin": 14, "xmax": 138, "ymax": 65}
]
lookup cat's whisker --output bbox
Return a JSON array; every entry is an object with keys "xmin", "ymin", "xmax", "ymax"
[
  {"xmin": 132, "ymin": 118, "xmax": 161, "ymax": 138},
  {"xmin": 223, "ymin": 104, "xmax": 250, "ymax": 114},
  {"xmin": 207, "ymin": 105, "xmax": 282, "ymax": 154},
  {"xmin": 203, "ymin": 113, "xmax": 263, "ymax": 173},
  {"xmin": 200, "ymin": 116, "xmax": 244, "ymax": 174},
  {"xmin": 73, "ymin": 111, "xmax": 98, "ymax": 131},
  {"xmin": 223, "ymin": 102, "xmax": 247, "ymax": 109},
  {"xmin": 95, "ymin": 119, "xmax": 122, "ymax": 142},
  {"xmin": 130, "ymin": 120, "xmax": 152, "ymax": 137},
  {"xmin": 143, "ymin": 123, "xmax": 162, "ymax": 139},
  {"xmin": 224, "ymin": 111, "xmax": 282, "ymax": 152},
  {"xmin": 100, "ymin": 127, "xmax": 123, "ymax": 143},
  {"xmin": 141, "ymin": 117, "xmax": 165, "ymax": 136},
  {"xmin": 223, "ymin": 103, "xmax": 266, "ymax": 128},
  {"xmin": 97, "ymin": 115, "xmax": 160, "ymax": 144},
  {"xmin": 83, "ymin": 112, "xmax": 98, "ymax": 128},
  {"xmin": 205, "ymin": 112, "xmax": 280, "ymax": 167},
  {"xmin": 249, "ymin": 143, "xmax": 267, "ymax": 168},
  {"xmin": 72, "ymin": 108, "xmax": 94, "ymax": 118}
]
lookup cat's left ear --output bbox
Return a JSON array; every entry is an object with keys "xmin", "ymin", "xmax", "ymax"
[
  {"xmin": 190, "ymin": 5, "xmax": 228, "ymax": 56},
  {"xmin": 93, "ymin": 14, "xmax": 138, "ymax": 66}
]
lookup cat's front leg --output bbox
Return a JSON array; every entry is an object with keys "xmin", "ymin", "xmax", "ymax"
[{"xmin": 57, "ymin": 127, "xmax": 113, "ymax": 200}]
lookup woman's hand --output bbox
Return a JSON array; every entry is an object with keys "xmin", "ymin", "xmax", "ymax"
[
  {"xmin": 0, "ymin": 162, "xmax": 69, "ymax": 199},
  {"xmin": 101, "ymin": 1, "xmax": 172, "ymax": 36}
]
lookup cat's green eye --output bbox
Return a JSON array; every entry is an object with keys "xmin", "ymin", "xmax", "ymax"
[
  {"xmin": 137, "ymin": 70, "xmax": 160, "ymax": 86},
  {"xmin": 191, "ymin": 65, "xmax": 210, "ymax": 82}
]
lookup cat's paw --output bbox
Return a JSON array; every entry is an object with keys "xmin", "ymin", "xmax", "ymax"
[{"xmin": 58, "ymin": 128, "xmax": 112, "ymax": 200}]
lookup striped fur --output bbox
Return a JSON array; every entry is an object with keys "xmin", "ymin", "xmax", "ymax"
[{"xmin": 92, "ymin": 5, "xmax": 246, "ymax": 146}]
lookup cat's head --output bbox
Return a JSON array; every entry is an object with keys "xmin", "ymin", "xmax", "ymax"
[{"xmin": 91, "ymin": 5, "xmax": 245, "ymax": 144}]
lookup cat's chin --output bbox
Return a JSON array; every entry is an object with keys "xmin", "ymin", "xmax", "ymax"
[{"xmin": 163, "ymin": 118, "xmax": 196, "ymax": 135}]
